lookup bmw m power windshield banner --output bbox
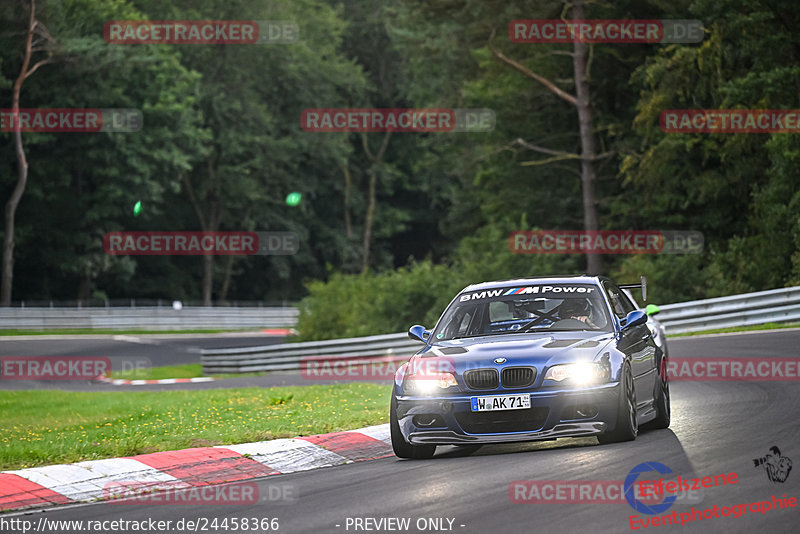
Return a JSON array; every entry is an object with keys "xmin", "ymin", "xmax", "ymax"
[{"xmin": 459, "ymin": 284, "xmax": 597, "ymax": 301}]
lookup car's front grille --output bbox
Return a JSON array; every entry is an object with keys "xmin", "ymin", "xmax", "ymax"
[
  {"xmin": 464, "ymin": 369, "xmax": 499, "ymax": 390},
  {"xmin": 501, "ymin": 367, "xmax": 536, "ymax": 388},
  {"xmin": 455, "ymin": 407, "xmax": 549, "ymax": 434}
]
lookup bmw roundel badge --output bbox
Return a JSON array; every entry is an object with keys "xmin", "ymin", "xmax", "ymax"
[{"xmin": 494, "ymin": 357, "xmax": 507, "ymax": 364}]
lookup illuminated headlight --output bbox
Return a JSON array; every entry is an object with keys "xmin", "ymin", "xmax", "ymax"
[
  {"xmin": 544, "ymin": 362, "xmax": 610, "ymax": 385},
  {"xmin": 403, "ymin": 373, "xmax": 458, "ymax": 394}
]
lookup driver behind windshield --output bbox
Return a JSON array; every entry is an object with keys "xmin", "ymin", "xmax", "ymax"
[{"xmin": 558, "ymin": 298, "xmax": 598, "ymax": 328}]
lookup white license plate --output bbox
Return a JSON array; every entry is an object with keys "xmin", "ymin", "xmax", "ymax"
[{"xmin": 470, "ymin": 394, "xmax": 531, "ymax": 412}]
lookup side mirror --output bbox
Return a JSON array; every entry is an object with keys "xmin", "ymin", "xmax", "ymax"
[
  {"xmin": 408, "ymin": 324, "xmax": 431, "ymax": 343},
  {"xmin": 622, "ymin": 310, "xmax": 648, "ymax": 331},
  {"xmin": 645, "ymin": 304, "xmax": 661, "ymax": 316}
]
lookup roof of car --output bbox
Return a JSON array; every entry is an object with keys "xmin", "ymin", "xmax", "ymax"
[{"xmin": 460, "ymin": 275, "xmax": 604, "ymax": 293}]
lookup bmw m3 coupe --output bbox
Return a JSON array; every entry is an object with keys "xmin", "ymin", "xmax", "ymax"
[{"xmin": 390, "ymin": 275, "xmax": 670, "ymax": 459}]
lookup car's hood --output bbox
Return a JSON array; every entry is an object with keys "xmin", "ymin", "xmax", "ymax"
[{"xmin": 413, "ymin": 331, "xmax": 615, "ymax": 370}]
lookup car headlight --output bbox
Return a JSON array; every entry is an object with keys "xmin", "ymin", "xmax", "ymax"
[
  {"xmin": 544, "ymin": 362, "xmax": 610, "ymax": 385},
  {"xmin": 403, "ymin": 372, "xmax": 458, "ymax": 394}
]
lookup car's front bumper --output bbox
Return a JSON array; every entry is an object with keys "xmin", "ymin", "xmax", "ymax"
[
  {"xmin": 396, "ymin": 381, "xmax": 620, "ymax": 445},
  {"xmin": 408, "ymin": 422, "xmax": 607, "ymax": 444}
]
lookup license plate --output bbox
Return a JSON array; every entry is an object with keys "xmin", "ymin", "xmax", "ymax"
[{"xmin": 471, "ymin": 394, "xmax": 531, "ymax": 412}]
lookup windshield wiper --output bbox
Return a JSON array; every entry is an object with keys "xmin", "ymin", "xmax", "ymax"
[
  {"xmin": 514, "ymin": 326, "xmax": 551, "ymax": 333},
  {"xmin": 450, "ymin": 332, "xmax": 500, "ymax": 340}
]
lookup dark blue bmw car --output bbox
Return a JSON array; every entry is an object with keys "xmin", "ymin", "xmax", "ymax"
[{"xmin": 390, "ymin": 275, "xmax": 670, "ymax": 459}]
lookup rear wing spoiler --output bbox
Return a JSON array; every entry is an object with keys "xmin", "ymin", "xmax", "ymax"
[{"xmin": 618, "ymin": 275, "xmax": 647, "ymax": 302}]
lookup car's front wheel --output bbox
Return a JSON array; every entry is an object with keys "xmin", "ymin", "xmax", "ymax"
[
  {"xmin": 597, "ymin": 363, "xmax": 638, "ymax": 444},
  {"xmin": 390, "ymin": 395, "xmax": 436, "ymax": 459}
]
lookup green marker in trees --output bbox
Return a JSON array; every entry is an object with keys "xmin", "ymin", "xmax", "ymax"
[{"xmin": 286, "ymin": 192, "xmax": 302, "ymax": 206}]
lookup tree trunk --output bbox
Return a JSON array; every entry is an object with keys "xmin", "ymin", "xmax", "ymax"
[
  {"xmin": 202, "ymin": 254, "xmax": 214, "ymax": 305},
  {"xmin": 362, "ymin": 168, "xmax": 377, "ymax": 273},
  {"xmin": 488, "ymin": 3, "xmax": 604, "ymax": 275},
  {"xmin": 3, "ymin": 107, "xmax": 28, "ymax": 306},
  {"xmin": 218, "ymin": 252, "xmax": 235, "ymax": 302},
  {"xmin": 219, "ymin": 205, "xmax": 251, "ymax": 302},
  {"xmin": 342, "ymin": 164, "xmax": 353, "ymax": 239},
  {"xmin": 182, "ymin": 167, "xmax": 221, "ymax": 306},
  {"xmin": 360, "ymin": 131, "xmax": 391, "ymax": 274},
  {"xmin": 571, "ymin": 0, "xmax": 602, "ymax": 275},
  {"xmin": 2, "ymin": 1, "xmax": 40, "ymax": 306}
]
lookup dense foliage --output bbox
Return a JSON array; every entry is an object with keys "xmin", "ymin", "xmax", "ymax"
[{"xmin": 2, "ymin": 1, "xmax": 798, "ymax": 335}]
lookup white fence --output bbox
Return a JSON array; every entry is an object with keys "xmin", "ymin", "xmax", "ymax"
[{"xmin": 0, "ymin": 306, "xmax": 299, "ymax": 330}]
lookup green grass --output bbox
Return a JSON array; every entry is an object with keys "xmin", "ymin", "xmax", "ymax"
[
  {"xmin": 108, "ymin": 364, "xmax": 265, "ymax": 380},
  {"xmin": 109, "ymin": 363, "xmax": 206, "ymax": 380},
  {"xmin": 0, "ymin": 328, "xmax": 259, "ymax": 336},
  {"xmin": 667, "ymin": 322, "xmax": 800, "ymax": 337},
  {"xmin": 0, "ymin": 384, "xmax": 391, "ymax": 470}
]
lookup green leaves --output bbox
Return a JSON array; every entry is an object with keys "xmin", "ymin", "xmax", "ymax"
[{"xmin": 1, "ymin": 0, "xmax": 797, "ymax": 308}]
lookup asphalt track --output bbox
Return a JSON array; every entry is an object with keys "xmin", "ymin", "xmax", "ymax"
[
  {"xmin": 2, "ymin": 329, "xmax": 799, "ymax": 533},
  {"xmin": 0, "ymin": 334, "xmax": 288, "ymax": 390},
  {"xmin": 0, "ymin": 333, "xmax": 282, "ymax": 366},
  {"xmin": 1, "ymin": 328, "xmax": 798, "ymax": 391}
]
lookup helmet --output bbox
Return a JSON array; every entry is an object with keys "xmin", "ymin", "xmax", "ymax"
[{"xmin": 559, "ymin": 298, "xmax": 590, "ymax": 317}]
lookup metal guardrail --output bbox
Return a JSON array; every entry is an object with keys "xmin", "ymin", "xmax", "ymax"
[
  {"xmin": 0, "ymin": 307, "xmax": 299, "ymax": 330},
  {"xmin": 655, "ymin": 286, "xmax": 800, "ymax": 334},
  {"xmin": 202, "ymin": 332, "xmax": 417, "ymax": 374},
  {"xmin": 201, "ymin": 286, "xmax": 800, "ymax": 374}
]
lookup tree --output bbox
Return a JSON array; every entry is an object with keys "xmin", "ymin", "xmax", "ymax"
[
  {"xmin": 134, "ymin": 0, "xmax": 367, "ymax": 304},
  {"xmin": 394, "ymin": 0, "xmax": 619, "ymax": 274},
  {"xmin": 1, "ymin": 0, "xmax": 211, "ymax": 302},
  {"xmin": 487, "ymin": 1, "xmax": 606, "ymax": 272},
  {"xmin": 620, "ymin": 0, "xmax": 800, "ymax": 295},
  {"xmin": 331, "ymin": 0, "xmax": 432, "ymax": 274},
  {"xmin": 2, "ymin": 0, "xmax": 55, "ymax": 305}
]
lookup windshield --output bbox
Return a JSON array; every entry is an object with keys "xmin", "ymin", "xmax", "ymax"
[{"xmin": 432, "ymin": 284, "xmax": 612, "ymax": 341}]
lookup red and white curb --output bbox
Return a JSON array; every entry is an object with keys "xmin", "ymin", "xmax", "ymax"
[
  {"xmin": 95, "ymin": 375, "xmax": 215, "ymax": 386},
  {"xmin": 261, "ymin": 328, "xmax": 298, "ymax": 336},
  {"xmin": 0, "ymin": 424, "xmax": 391, "ymax": 512}
]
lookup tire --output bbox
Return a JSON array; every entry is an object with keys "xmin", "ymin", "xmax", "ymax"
[
  {"xmin": 643, "ymin": 357, "xmax": 670, "ymax": 430},
  {"xmin": 390, "ymin": 394, "xmax": 436, "ymax": 459},
  {"xmin": 597, "ymin": 364, "xmax": 638, "ymax": 444}
]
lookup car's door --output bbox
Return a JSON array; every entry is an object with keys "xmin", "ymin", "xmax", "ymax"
[{"xmin": 603, "ymin": 281, "xmax": 658, "ymax": 409}]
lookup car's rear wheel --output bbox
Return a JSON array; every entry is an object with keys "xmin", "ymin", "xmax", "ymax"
[
  {"xmin": 598, "ymin": 364, "xmax": 638, "ymax": 444},
  {"xmin": 643, "ymin": 357, "xmax": 670, "ymax": 430},
  {"xmin": 390, "ymin": 395, "xmax": 436, "ymax": 459}
]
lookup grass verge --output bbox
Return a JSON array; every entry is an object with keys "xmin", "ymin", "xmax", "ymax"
[
  {"xmin": 667, "ymin": 322, "xmax": 800, "ymax": 338},
  {"xmin": 0, "ymin": 384, "xmax": 391, "ymax": 470},
  {"xmin": 107, "ymin": 364, "xmax": 266, "ymax": 380}
]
